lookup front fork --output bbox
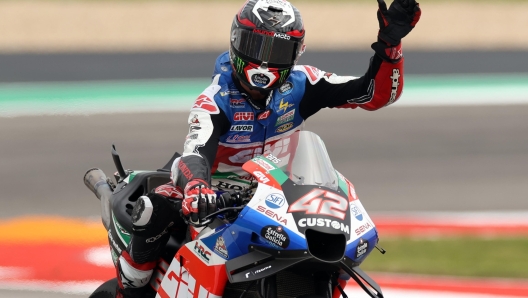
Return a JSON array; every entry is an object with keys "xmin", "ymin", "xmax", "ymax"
[{"xmin": 332, "ymin": 269, "xmax": 351, "ymax": 298}]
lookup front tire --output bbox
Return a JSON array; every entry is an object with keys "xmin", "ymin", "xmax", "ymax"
[{"xmin": 89, "ymin": 278, "xmax": 118, "ymax": 298}]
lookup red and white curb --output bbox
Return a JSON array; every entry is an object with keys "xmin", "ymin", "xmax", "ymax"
[{"xmin": 372, "ymin": 212, "xmax": 528, "ymax": 237}]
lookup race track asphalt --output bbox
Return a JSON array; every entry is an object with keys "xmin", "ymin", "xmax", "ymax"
[{"xmin": 1, "ymin": 105, "xmax": 527, "ymax": 220}]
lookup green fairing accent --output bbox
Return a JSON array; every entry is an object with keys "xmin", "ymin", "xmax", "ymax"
[
  {"xmin": 112, "ymin": 213, "xmax": 131, "ymax": 245},
  {"xmin": 128, "ymin": 172, "xmax": 137, "ymax": 182},
  {"xmin": 251, "ymin": 156, "xmax": 289, "ymax": 185},
  {"xmin": 124, "ymin": 170, "xmax": 148, "ymax": 183},
  {"xmin": 270, "ymin": 169, "xmax": 289, "ymax": 185},
  {"xmin": 336, "ymin": 171, "xmax": 349, "ymax": 197},
  {"xmin": 212, "ymin": 171, "xmax": 252, "ymax": 185}
]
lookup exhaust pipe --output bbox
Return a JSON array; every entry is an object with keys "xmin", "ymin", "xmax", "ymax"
[{"xmin": 84, "ymin": 168, "xmax": 114, "ymax": 231}]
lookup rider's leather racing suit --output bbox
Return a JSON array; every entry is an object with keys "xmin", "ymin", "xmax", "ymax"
[{"xmin": 173, "ymin": 50, "xmax": 404, "ymax": 190}]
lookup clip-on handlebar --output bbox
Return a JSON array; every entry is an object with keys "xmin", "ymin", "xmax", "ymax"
[{"xmin": 180, "ymin": 189, "xmax": 252, "ymax": 228}]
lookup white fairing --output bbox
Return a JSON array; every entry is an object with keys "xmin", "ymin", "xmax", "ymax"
[
  {"xmin": 247, "ymin": 184, "xmax": 300, "ymax": 235},
  {"xmin": 348, "ymin": 199, "xmax": 376, "ymax": 243},
  {"xmin": 155, "ymin": 240, "xmax": 225, "ymax": 298}
]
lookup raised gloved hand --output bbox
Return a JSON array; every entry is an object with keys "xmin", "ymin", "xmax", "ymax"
[
  {"xmin": 182, "ymin": 179, "xmax": 217, "ymax": 224},
  {"xmin": 376, "ymin": 0, "xmax": 421, "ymax": 46}
]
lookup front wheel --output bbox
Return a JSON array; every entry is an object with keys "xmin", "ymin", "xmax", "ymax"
[{"xmin": 89, "ymin": 278, "xmax": 117, "ymax": 298}]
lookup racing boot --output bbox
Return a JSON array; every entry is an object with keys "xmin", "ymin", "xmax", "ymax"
[{"xmin": 116, "ymin": 193, "xmax": 179, "ymax": 298}]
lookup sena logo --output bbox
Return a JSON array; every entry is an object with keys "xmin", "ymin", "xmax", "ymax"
[
  {"xmin": 288, "ymin": 189, "xmax": 348, "ymax": 220},
  {"xmin": 256, "ymin": 205, "xmax": 287, "ymax": 224},
  {"xmin": 355, "ymin": 222, "xmax": 372, "ymax": 236},
  {"xmin": 234, "ymin": 112, "xmax": 254, "ymax": 121}
]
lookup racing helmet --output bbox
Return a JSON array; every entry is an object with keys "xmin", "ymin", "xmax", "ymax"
[{"xmin": 230, "ymin": 0, "xmax": 306, "ymax": 91}]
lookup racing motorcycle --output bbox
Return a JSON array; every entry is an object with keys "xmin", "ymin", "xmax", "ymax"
[{"xmin": 85, "ymin": 131, "xmax": 384, "ymax": 298}]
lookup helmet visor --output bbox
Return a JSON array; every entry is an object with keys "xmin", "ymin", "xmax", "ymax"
[{"xmin": 231, "ymin": 28, "xmax": 301, "ymax": 66}]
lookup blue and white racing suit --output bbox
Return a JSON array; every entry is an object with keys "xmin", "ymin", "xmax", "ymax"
[{"xmin": 173, "ymin": 50, "xmax": 404, "ymax": 191}]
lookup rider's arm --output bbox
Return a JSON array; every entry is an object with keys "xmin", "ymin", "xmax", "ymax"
[
  {"xmin": 173, "ymin": 81, "xmax": 230, "ymax": 189},
  {"xmin": 298, "ymin": 45, "xmax": 404, "ymax": 120}
]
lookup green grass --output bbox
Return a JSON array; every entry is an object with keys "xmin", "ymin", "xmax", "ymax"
[{"xmin": 361, "ymin": 237, "xmax": 528, "ymax": 279}]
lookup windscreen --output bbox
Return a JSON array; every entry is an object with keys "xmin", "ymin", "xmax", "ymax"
[{"xmin": 264, "ymin": 131, "xmax": 338, "ymax": 190}]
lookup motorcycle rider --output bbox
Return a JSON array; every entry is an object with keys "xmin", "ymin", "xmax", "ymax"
[{"xmin": 113, "ymin": 0, "xmax": 421, "ymax": 297}]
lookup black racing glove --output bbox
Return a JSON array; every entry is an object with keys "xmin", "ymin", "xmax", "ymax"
[{"xmin": 376, "ymin": 0, "xmax": 421, "ymax": 46}]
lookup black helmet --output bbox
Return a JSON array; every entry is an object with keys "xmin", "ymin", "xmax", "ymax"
[{"xmin": 230, "ymin": 0, "xmax": 306, "ymax": 91}]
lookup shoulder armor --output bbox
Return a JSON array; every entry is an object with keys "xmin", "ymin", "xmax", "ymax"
[
  {"xmin": 190, "ymin": 75, "xmax": 222, "ymax": 114},
  {"xmin": 294, "ymin": 65, "xmax": 324, "ymax": 85}
]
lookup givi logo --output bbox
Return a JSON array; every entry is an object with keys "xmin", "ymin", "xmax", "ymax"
[{"xmin": 234, "ymin": 112, "xmax": 254, "ymax": 121}]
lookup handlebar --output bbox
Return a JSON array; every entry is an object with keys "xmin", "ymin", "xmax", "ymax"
[{"xmin": 181, "ymin": 189, "xmax": 252, "ymax": 228}]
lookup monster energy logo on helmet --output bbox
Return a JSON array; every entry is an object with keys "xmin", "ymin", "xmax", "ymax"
[
  {"xmin": 279, "ymin": 69, "xmax": 289, "ymax": 83},
  {"xmin": 234, "ymin": 56, "xmax": 245, "ymax": 74}
]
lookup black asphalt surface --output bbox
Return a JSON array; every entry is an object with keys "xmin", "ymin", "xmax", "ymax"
[
  {"xmin": 1, "ymin": 105, "xmax": 527, "ymax": 219},
  {"xmin": 2, "ymin": 50, "xmax": 528, "ymax": 82}
]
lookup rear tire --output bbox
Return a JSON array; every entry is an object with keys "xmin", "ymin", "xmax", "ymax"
[{"xmin": 89, "ymin": 278, "xmax": 118, "ymax": 298}]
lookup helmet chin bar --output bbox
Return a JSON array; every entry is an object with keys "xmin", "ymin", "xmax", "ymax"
[{"xmin": 245, "ymin": 61, "xmax": 278, "ymax": 90}]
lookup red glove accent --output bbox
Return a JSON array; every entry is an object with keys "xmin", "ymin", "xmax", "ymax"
[
  {"xmin": 372, "ymin": 42, "xmax": 403, "ymax": 63},
  {"xmin": 154, "ymin": 183, "xmax": 183, "ymax": 200},
  {"xmin": 182, "ymin": 179, "xmax": 217, "ymax": 223}
]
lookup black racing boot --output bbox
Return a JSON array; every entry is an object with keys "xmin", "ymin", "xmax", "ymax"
[{"xmin": 116, "ymin": 193, "xmax": 178, "ymax": 297}]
